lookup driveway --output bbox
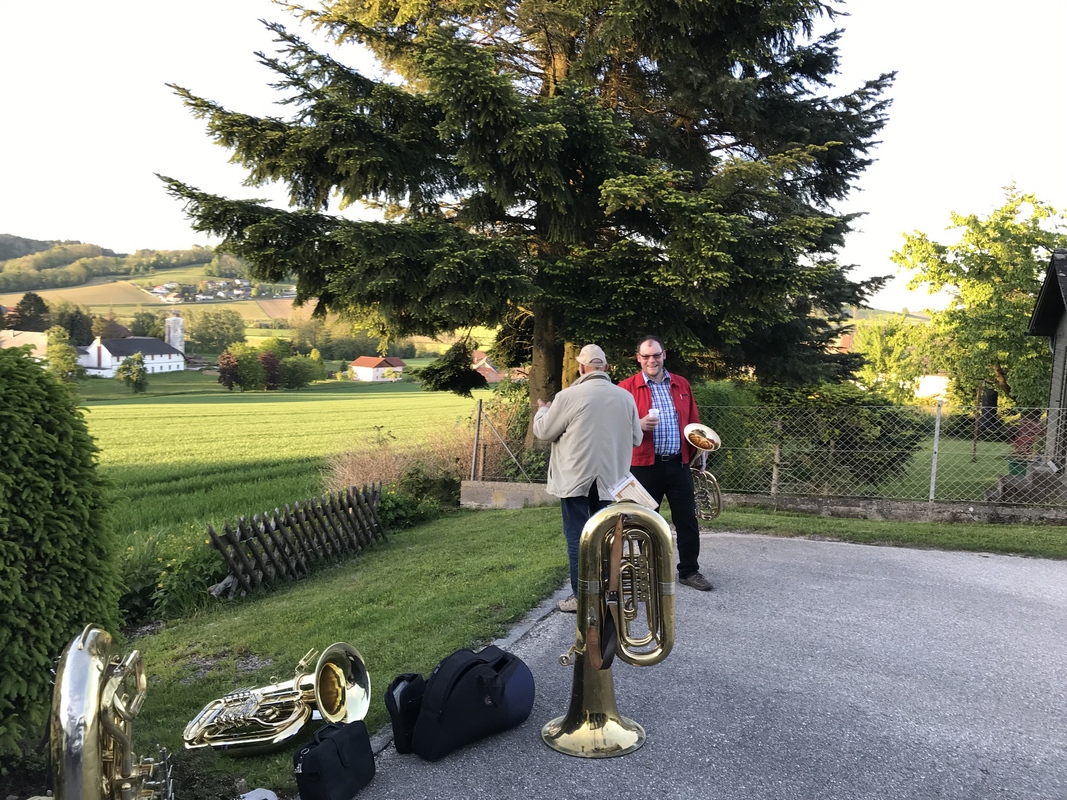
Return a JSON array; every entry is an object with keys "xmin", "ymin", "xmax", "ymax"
[{"xmin": 365, "ymin": 532, "xmax": 1067, "ymax": 799}]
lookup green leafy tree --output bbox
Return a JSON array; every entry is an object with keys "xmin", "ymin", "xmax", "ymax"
[
  {"xmin": 257, "ymin": 335, "xmax": 294, "ymax": 361},
  {"xmin": 852, "ymin": 315, "xmax": 944, "ymax": 405},
  {"xmin": 229, "ymin": 342, "xmax": 267, "ymax": 390},
  {"xmin": 187, "ymin": 308, "xmax": 246, "ymax": 351},
  {"xmin": 894, "ymin": 186, "xmax": 1067, "ymax": 407},
  {"xmin": 129, "ymin": 310, "xmax": 165, "ymax": 338},
  {"xmin": 114, "ymin": 352, "xmax": 149, "ymax": 394},
  {"xmin": 13, "ymin": 291, "xmax": 49, "ymax": 331},
  {"xmin": 163, "ymin": 1, "xmax": 893, "ymax": 409},
  {"xmin": 49, "ymin": 300, "xmax": 95, "ymax": 345},
  {"xmin": 415, "ymin": 340, "xmax": 488, "ymax": 398},
  {"xmin": 45, "ymin": 325, "xmax": 85, "ymax": 383},
  {"xmin": 91, "ymin": 312, "xmax": 126, "ymax": 340},
  {"xmin": 0, "ymin": 348, "xmax": 119, "ymax": 754},
  {"xmin": 281, "ymin": 354, "xmax": 321, "ymax": 388}
]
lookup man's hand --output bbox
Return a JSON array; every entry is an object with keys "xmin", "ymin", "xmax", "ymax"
[
  {"xmin": 537, "ymin": 399, "xmax": 551, "ymax": 410},
  {"xmin": 640, "ymin": 412, "xmax": 659, "ymax": 432}
]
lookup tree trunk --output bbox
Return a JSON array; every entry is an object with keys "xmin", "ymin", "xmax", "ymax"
[
  {"xmin": 525, "ymin": 301, "xmax": 564, "ymax": 448},
  {"xmin": 561, "ymin": 342, "xmax": 579, "ymax": 389},
  {"xmin": 992, "ymin": 363, "xmax": 1014, "ymax": 404}
]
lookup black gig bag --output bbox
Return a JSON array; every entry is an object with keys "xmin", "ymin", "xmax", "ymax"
[
  {"xmin": 384, "ymin": 672, "xmax": 426, "ymax": 754},
  {"xmin": 409, "ymin": 645, "xmax": 535, "ymax": 761},
  {"xmin": 293, "ymin": 721, "xmax": 375, "ymax": 800}
]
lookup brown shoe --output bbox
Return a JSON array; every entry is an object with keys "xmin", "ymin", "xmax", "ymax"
[
  {"xmin": 679, "ymin": 572, "xmax": 713, "ymax": 591},
  {"xmin": 557, "ymin": 595, "xmax": 578, "ymax": 613}
]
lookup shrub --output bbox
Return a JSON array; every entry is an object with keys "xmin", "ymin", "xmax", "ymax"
[
  {"xmin": 153, "ymin": 534, "xmax": 227, "ymax": 619},
  {"xmin": 119, "ymin": 531, "xmax": 165, "ymax": 622},
  {"xmin": 0, "ymin": 347, "xmax": 120, "ymax": 755},
  {"xmin": 120, "ymin": 529, "xmax": 227, "ymax": 623}
]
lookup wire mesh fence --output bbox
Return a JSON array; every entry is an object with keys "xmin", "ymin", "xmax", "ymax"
[{"xmin": 469, "ymin": 401, "xmax": 1067, "ymax": 508}]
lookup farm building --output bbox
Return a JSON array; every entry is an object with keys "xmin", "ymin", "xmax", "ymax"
[
  {"xmin": 471, "ymin": 349, "xmax": 526, "ymax": 383},
  {"xmin": 0, "ymin": 329, "xmax": 48, "ymax": 358},
  {"xmin": 78, "ymin": 336, "xmax": 186, "ymax": 377},
  {"xmin": 349, "ymin": 355, "xmax": 406, "ymax": 381},
  {"xmin": 1028, "ymin": 247, "xmax": 1067, "ymax": 464}
]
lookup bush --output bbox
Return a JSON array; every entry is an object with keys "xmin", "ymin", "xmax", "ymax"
[
  {"xmin": 119, "ymin": 529, "xmax": 226, "ymax": 623},
  {"xmin": 0, "ymin": 348, "xmax": 120, "ymax": 755},
  {"xmin": 153, "ymin": 534, "xmax": 227, "ymax": 619}
]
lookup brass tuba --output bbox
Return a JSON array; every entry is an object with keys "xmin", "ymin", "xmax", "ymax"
[
  {"xmin": 691, "ymin": 459, "xmax": 722, "ymax": 521},
  {"xmin": 183, "ymin": 642, "xmax": 369, "ymax": 754},
  {"xmin": 47, "ymin": 624, "xmax": 173, "ymax": 800},
  {"xmin": 685, "ymin": 423, "xmax": 723, "ymax": 520},
  {"xmin": 542, "ymin": 503, "xmax": 675, "ymax": 758}
]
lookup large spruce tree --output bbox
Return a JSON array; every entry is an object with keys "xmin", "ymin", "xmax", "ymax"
[{"xmin": 163, "ymin": 0, "xmax": 892, "ymax": 404}]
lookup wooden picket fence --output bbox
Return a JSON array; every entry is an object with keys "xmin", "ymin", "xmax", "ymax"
[{"xmin": 207, "ymin": 483, "xmax": 385, "ymax": 597}]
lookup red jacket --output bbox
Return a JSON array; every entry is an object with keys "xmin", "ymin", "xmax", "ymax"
[{"xmin": 618, "ymin": 371, "xmax": 700, "ymax": 466}]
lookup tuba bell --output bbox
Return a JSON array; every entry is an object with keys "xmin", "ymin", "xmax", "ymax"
[
  {"xmin": 542, "ymin": 503, "xmax": 675, "ymax": 758},
  {"xmin": 183, "ymin": 642, "xmax": 369, "ymax": 754},
  {"xmin": 47, "ymin": 624, "xmax": 173, "ymax": 800}
]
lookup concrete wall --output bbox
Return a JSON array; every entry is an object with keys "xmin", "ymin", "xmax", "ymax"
[
  {"xmin": 461, "ymin": 480, "xmax": 557, "ymax": 510},
  {"xmin": 462, "ymin": 480, "xmax": 1067, "ymax": 525}
]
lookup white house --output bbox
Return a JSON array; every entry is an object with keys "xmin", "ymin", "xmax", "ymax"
[
  {"xmin": 78, "ymin": 336, "xmax": 186, "ymax": 377},
  {"xmin": 349, "ymin": 355, "xmax": 406, "ymax": 381}
]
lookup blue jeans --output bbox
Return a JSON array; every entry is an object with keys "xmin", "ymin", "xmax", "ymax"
[{"xmin": 559, "ymin": 483, "xmax": 611, "ymax": 596}]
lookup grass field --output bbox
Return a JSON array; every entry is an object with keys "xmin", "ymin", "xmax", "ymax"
[
  {"xmin": 79, "ymin": 373, "xmax": 491, "ymax": 539},
  {"xmin": 1, "ymin": 278, "xmax": 162, "ymax": 310},
  {"xmin": 0, "ymin": 270, "xmax": 294, "ymax": 321}
]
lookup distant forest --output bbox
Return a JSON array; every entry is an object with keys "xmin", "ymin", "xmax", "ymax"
[{"xmin": 0, "ymin": 234, "xmax": 246, "ymax": 293}]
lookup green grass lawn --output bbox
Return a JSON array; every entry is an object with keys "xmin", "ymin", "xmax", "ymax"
[
  {"xmin": 78, "ymin": 372, "xmax": 492, "ymax": 540},
  {"xmin": 868, "ymin": 435, "xmax": 1013, "ymax": 502},
  {"xmin": 127, "ymin": 505, "xmax": 566, "ymax": 792}
]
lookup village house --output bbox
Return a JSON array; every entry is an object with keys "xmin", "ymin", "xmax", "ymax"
[
  {"xmin": 78, "ymin": 336, "xmax": 186, "ymax": 377},
  {"xmin": 349, "ymin": 355, "xmax": 406, "ymax": 381},
  {"xmin": 471, "ymin": 349, "xmax": 526, "ymax": 383},
  {"xmin": 1027, "ymin": 247, "xmax": 1067, "ymax": 464},
  {"xmin": 0, "ymin": 329, "xmax": 48, "ymax": 358}
]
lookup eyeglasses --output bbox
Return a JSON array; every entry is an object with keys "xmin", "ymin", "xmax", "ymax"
[{"xmin": 637, "ymin": 351, "xmax": 664, "ymax": 361}]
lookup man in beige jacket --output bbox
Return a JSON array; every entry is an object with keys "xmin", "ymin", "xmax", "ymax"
[{"xmin": 533, "ymin": 344, "xmax": 643, "ymax": 612}]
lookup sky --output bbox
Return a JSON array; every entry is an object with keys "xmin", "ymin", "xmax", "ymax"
[{"xmin": 1, "ymin": 1, "xmax": 1064, "ymax": 314}]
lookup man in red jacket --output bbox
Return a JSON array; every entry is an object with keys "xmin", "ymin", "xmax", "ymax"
[{"xmin": 618, "ymin": 335, "xmax": 713, "ymax": 591}]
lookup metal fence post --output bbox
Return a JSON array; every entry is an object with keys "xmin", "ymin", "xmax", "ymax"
[
  {"xmin": 929, "ymin": 400, "xmax": 942, "ymax": 502},
  {"xmin": 471, "ymin": 399, "xmax": 482, "ymax": 481}
]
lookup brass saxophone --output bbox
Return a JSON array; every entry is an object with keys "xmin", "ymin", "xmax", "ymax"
[
  {"xmin": 182, "ymin": 642, "xmax": 369, "ymax": 754},
  {"xmin": 46, "ymin": 624, "xmax": 173, "ymax": 800},
  {"xmin": 542, "ymin": 504, "xmax": 675, "ymax": 757}
]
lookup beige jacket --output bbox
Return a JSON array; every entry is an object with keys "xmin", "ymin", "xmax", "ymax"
[{"xmin": 533, "ymin": 371, "xmax": 643, "ymax": 499}]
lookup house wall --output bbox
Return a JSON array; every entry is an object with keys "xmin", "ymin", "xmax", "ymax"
[
  {"xmin": 80, "ymin": 347, "xmax": 185, "ymax": 378},
  {"xmin": 1048, "ymin": 314, "xmax": 1067, "ymax": 464},
  {"xmin": 351, "ymin": 365, "xmax": 403, "ymax": 381}
]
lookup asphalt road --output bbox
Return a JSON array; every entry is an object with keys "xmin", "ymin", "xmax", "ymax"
[{"xmin": 363, "ymin": 532, "xmax": 1067, "ymax": 800}]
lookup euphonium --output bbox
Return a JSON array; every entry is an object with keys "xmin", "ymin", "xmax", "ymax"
[
  {"xmin": 691, "ymin": 457, "xmax": 723, "ymax": 521},
  {"xmin": 542, "ymin": 503, "xmax": 675, "ymax": 758},
  {"xmin": 686, "ymin": 423, "xmax": 723, "ymax": 520},
  {"xmin": 47, "ymin": 624, "xmax": 173, "ymax": 800},
  {"xmin": 183, "ymin": 642, "xmax": 369, "ymax": 754}
]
